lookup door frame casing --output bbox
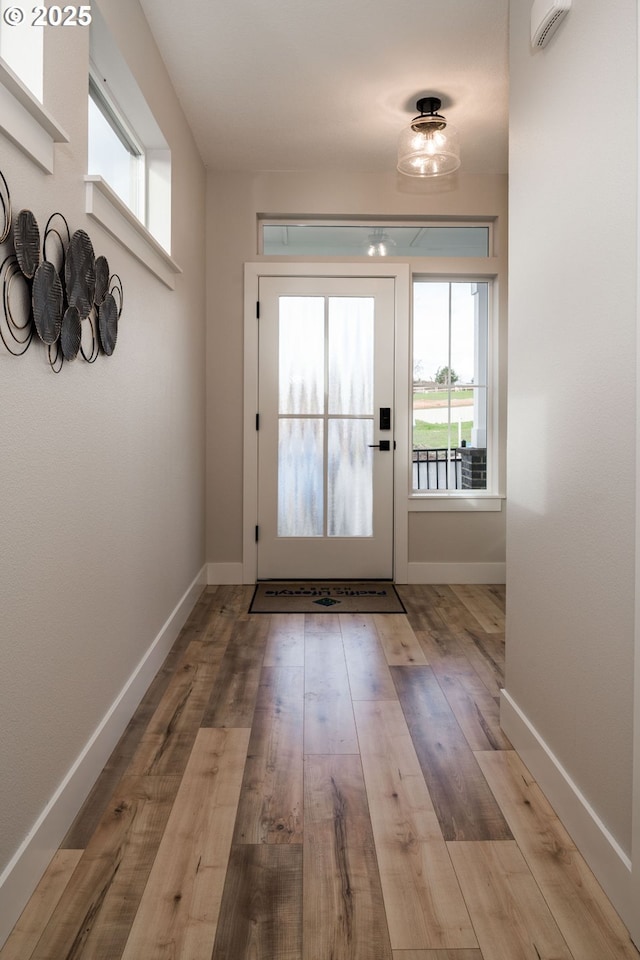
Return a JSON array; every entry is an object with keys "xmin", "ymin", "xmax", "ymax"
[{"xmin": 243, "ymin": 261, "xmax": 410, "ymax": 585}]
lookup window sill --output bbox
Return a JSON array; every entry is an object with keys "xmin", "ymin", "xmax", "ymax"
[
  {"xmin": 85, "ymin": 176, "xmax": 182, "ymax": 290},
  {"xmin": 409, "ymin": 494, "xmax": 504, "ymax": 512},
  {"xmin": 0, "ymin": 58, "xmax": 69, "ymax": 173}
]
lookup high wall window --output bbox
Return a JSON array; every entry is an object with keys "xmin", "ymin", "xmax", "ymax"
[
  {"xmin": 0, "ymin": 0, "xmax": 43, "ymax": 100},
  {"xmin": 88, "ymin": 3, "xmax": 172, "ymax": 252},
  {"xmin": 0, "ymin": 3, "xmax": 68, "ymax": 173},
  {"xmin": 88, "ymin": 74, "xmax": 145, "ymax": 219},
  {"xmin": 412, "ymin": 281, "xmax": 490, "ymax": 493}
]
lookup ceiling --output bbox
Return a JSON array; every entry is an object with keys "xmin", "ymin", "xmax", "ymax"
[{"xmin": 138, "ymin": 0, "xmax": 509, "ymax": 176}]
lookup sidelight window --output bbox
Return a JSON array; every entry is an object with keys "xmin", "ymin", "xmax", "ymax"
[{"xmin": 412, "ymin": 281, "xmax": 490, "ymax": 493}]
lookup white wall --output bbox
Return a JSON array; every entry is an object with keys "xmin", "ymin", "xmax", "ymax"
[
  {"xmin": 206, "ymin": 169, "xmax": 508, "ymax": 580},
  {"xmin": 0, "ymin": 0, "xmax": 206, "ymax": 943},
  {"xmin": 505, "ymin": 0, "xmax": 637, "ymax": 930}
]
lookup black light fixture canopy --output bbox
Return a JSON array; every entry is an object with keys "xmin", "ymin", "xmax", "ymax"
[{"xmin": 415, "ymin": 96, "xmax": 444, "ymax": 117}]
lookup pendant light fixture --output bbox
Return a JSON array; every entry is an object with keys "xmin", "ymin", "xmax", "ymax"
[{"xmin": 397, "ymin": 96, "xmax": 461, "ymax": 178}]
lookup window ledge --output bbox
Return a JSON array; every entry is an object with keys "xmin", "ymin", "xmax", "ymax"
[
  {"xmin": 85, "ymin": 176, "xmax": 182, "ymax": 290},
  {"xmin": 0, "ymin": 58, "xmax": 69, "ymax": 173},
  {"xmin": 409, "ymin": 494, "xmax": 505, "ymax": 512}
]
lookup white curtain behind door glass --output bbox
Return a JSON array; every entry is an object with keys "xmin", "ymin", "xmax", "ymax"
[
  {"xmin": 276, "ymin": 294, "xmax": 375, "ymax": 539},
  {"xmin": 328, "ymin": 298, "xmax": 374, "ymax": 415},
  {"xmin": 328, "ymin": 419, "xmax": 373, "ymax": 536},
  {"xmin": 278, "ymin": 298, "xmax": 324, "ymax": 414},
  {"xmin": 278, "ymin": 418, "xmax": 323, "ymax": 536}
]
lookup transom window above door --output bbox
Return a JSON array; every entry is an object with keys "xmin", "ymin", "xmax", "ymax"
[{"xmin": 260, "ymin": 220, "xmax": 491, "ymax": 258}]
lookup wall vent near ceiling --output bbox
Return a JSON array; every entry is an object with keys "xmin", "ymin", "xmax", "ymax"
[{"xmin": 531, "ymin": 0, "xmax": 571, "ymax": 48}]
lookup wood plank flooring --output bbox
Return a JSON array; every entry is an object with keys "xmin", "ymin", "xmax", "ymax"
[{"xmin": 2, "ymin": 583, "xmax": 639, "ymax": 960}]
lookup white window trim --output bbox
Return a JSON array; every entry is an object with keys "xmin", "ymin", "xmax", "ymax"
[
  {"xmin": 409, "ymin": 494, "xmax": 505, "ymax": 512},
  {"xmin": 85, "ymin": 175, "xmax": 181, "ymax": 289},
  {"xmin": 410, "ymin": 274, "xmax": 501, "ymax": 501},
  {"xmin": 89, "ymin": 2, "xmax": 171, "ymax": 252},
  {"xmin": 243, "ymin": 261, "xmax": 411, "ymax": 585},
  {"xmin": 243, "ymin": 256, "xmax": 504, "ymax": 584},
  {"xmin": 0, "ymin": 57, "xmax": 68, "ymax": 173}
]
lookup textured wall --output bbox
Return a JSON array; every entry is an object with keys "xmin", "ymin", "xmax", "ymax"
[
  {"xmin": 506, "ymin": 0, "xmax": 637, "ymax": 853},
  {"xmin": 0, "ymin": 0, "xmax": 206, "ymax": 882}
]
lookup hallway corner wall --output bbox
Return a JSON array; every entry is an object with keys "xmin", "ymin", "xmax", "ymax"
[
  {"xmin": 505, "ymin": 0, "xmax": 638, "ymax": 932},
  {"xmin": 0, "ymin": 0, "xmax": 207, "ymax": 944}
]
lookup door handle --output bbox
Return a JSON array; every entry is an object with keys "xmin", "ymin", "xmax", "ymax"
[{"xmin": 369, "ymin": 440, "xmax": 391, "ymax": 451}]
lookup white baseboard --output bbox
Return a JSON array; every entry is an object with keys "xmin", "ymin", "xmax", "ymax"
[
  {"xmin": 500, "ymin": 689, "xmax": 634, "ymax": 927},
  {"xmin": 207, "ymin": 562, "xmax": 244, "ymax": 584},
  {"xmin": 206, "ymin": 561, "xmax": 505, "ymax": 586},
  {"xmin": 0, "ymin": 564, "xmax": 207, "ymax": 950},
  {"xmin": 407, "ymin": 561, "xmax": 506, "ymax": 584}
]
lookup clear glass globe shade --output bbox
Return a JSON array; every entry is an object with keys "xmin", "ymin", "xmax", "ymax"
[{"xmin": 397, "ymin": 117, "xmax": 461, "ymax": 178}]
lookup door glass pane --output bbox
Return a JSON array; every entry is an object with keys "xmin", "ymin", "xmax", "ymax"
[
  {"xmin": 278, "ymin": 419, "xmax": 323, "ymax": 536},
  {"xmin": 328, "ymin": 419, "xmax": 373, "ymax": 537},
  {"xmin": 328, "ymin": 297, "xmax": 374, "ymax": 415},
  {"xmin": 279, "ymin": 297, "xmax": 325, "ymax": 414}
]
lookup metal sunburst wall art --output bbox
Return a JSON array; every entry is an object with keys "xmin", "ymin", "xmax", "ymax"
[{"xmin": 0, "ymin": 169, "xmax": 124, "ymax": 374}]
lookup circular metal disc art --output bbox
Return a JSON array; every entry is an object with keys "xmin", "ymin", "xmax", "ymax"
[
  {"xmin": 98, "ymin": 293, "xmax": 118, "ymax": 356},
  {"xmin": 61, "ymin": 305, "xmax": 81, "ymax": 361},
  {"xmin": 65, "ymin": 229, "xmax": 96, "ymax": 319},
  {"xmin": 0, "ymin": 171, "xmax": 124, "ymax": 371},
  {"xmin": 14, "ymin": 209, "xmax": 41, "ymax": 280},
  {"xmin": 110, "ymin": 274, "xmax": 124, "ymax": 318},
  {"xmin": 0, "ymin": 254, "xmax": 32, "ymax": 355},
  {"xmin": 94, "ymin": 255, "xmax": 110, "ymax": 306},
  {"xmin": 32, "ymin": 261, "xmax": 63, "ymax": 345},
  {"xmin": 0, "ymin": 171, "xmax": 11, "ymax": 244},
  {"xmin": 43, "ymin": 212, "xmax": 70, "ymax": 275}
]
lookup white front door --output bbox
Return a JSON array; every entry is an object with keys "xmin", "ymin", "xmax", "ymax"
[{"xmin": 257, "ymin": 276, "xmax": 395, "ymax": 580}]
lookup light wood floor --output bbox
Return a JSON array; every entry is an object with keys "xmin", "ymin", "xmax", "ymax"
[{"xmin": 2, "ymin": 584, "xmax": 639, "ymax": 960}]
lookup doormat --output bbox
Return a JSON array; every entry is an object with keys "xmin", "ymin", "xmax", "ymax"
[{"xmin": 249, "ymin": 581, "xmax": 406, "ymax": 614}]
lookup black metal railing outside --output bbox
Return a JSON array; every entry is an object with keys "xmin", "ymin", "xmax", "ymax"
[{"xmin": 412, "ymin": 447, "xmax": 462, "ymax": 490}]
